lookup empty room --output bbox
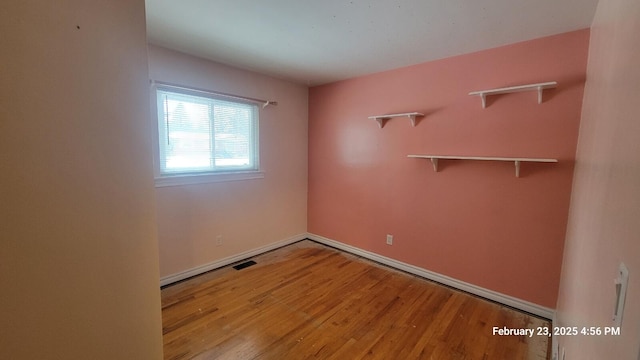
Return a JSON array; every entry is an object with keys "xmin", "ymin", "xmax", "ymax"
[{"xmin": 2, "ymin": 1, "xmax": 639, "ymax": 359}]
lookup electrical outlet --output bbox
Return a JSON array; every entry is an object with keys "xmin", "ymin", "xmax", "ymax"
[
  {"xmin": 386, "ymin": 234, "xmax": 393, "ymax": 245},
  {"xmin": 216, "ymin": 235, "xmax": 223, "ymax": 246}
]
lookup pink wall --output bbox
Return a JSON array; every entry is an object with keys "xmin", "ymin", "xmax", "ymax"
[
  {"xmin": 0, "ymin": 1, "xmax": 162, "ymax": 358},
  {"xmin": 308, "ymin": 30, "xmax": 590, "ymax": 308},
  {"xmin": 556, "ymin": 0, "xmax": 640, "ymax": 358},
  {"xmin": 148, "ymin": 46, "xmax": 308, "ymax": 279}
]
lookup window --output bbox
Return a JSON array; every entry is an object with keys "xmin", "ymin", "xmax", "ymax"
[{"xmin": 153, "ymin": 86, "xmax": 262, "ymax": 186}]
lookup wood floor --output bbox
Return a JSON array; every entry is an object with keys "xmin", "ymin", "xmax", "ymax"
[{"xmin": 161, "ymin": 240, "xmax": 550, "ymax": 359}]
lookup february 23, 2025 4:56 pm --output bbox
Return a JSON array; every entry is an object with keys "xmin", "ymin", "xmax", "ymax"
[{"xmin": 492, "ymin": 326, "xmax": 621, "ymax": 338}]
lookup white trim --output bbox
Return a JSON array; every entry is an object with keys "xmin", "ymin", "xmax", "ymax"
[
  {"xmin": 154, "ymin": 170, "xmax": 264, "ymax": 188},
  {"xmin": 306, "ymin": 232, "xmax": 554, "ymax": 319},
  {"xmin": 159, "ymin": 233, "xmax": 306, "ymax": 286},
  {"xmin": 551, "ymin": 313, "xmax": 559, "ymax": 360},
  {"xmin": 160, "ymin": 231, "xmax": 555, "ymax": 319},
  {"xmin": 151, "ymin": 83, "xmax": 262, "ymax": 187}
]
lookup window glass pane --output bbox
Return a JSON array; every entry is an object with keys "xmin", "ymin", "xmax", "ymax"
[
  {"xmin": 213, "ymin": 99, "xmax": 253, "ymax": 168},
  {"xmin": 159, "ymin": 91, "xmax": 213, "ymax": 173}
]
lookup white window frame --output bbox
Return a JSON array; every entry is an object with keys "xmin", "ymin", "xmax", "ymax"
[{"xmin": 151, "ymin": 84, "xmax": 264, "ymax": 187}]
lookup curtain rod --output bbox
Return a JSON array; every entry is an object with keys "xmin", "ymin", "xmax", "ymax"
[{"xmin": 150, "ymin": 80, "xmax": 278, "ymax": 108}]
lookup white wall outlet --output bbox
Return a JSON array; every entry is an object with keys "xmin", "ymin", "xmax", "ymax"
[
  {"xmin": 386, "ymin": 234, "xmax": 393, "ymax": 245},
  {"xmin": 216, "ymin": 235, "xmax": 223, "ymax": 246}
]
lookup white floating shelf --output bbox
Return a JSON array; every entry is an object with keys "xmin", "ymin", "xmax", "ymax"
[
  {"xmin": 408, "ymin": 155, "xmax": 558, "ymax": 177},
  {"xmin": 368, "ymin": 112, "xmax": 424, "ymax": 128},
  {"xmin": 469, "ymin": 81, "xmax": 557, "ymax": 108}
]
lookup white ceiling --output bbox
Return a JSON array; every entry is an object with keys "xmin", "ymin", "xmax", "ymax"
[{"xmin": 145, "ymin": 0, "xmax": 598, "ymax": 86}]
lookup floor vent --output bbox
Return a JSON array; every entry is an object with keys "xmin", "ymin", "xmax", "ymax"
[{"xmin": 233, "ymin": 260, "xmax": 257, "ymax": 270}]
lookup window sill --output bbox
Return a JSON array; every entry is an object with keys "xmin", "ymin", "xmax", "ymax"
[{"xmin": 154, "ymin": 170, "xmax": 264, "ymax": 188}]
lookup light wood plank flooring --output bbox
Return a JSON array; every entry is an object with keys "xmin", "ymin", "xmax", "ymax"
[{"xmin": 161, "ymin": 240, "xmax": 550, "ymax": 359}]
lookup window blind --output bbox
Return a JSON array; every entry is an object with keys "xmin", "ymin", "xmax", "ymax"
[{"xmin": 156, "ymin": 89, "xmax": 258, "ymax": 175}]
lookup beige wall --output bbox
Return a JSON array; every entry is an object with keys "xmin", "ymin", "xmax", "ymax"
[
  {"xmin": 147, "ymin": 45, "xmax": 308, "ymax": 278},
  {"xmin": 556, "ymin": 0, "xmax": 640, "ymax": 358},
  {"xmin": 0, "ymin": 1, "xmax": 163, "ymax": 359}
]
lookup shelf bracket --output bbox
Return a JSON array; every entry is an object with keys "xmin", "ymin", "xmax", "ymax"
[
  {"xmin": 375, "ymin": 118, "xmax": 388, "ymax": 128},
  {"xmin": 407, "ymin": 114, "xmax": 418, "ymax": 127},
  {"xmin": 430, "ymin": 158, "xmax": 439, "ymax": 172},
  {"xmin": 537, "ymin": 86, "xmax": 543, "ymax": 104},
  {"xmin": 514, "ymin": 160, "xmax": 521, "ymax": 177}
]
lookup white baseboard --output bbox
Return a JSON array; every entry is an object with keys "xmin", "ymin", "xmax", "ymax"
[
  {"xmin": 159, "ymin": 233, "xmax": 307, "ymax": 287},
  {"xmin": 551, "ymin": 313, "xmax": 559, "ymax": 360},
  {"xmin": 306, "ymin": 232, "xmax": 554, "ymax": 319},
  {"xmin": 159, "ymin": 231, "xmax": 555, "ymax": 319}
]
